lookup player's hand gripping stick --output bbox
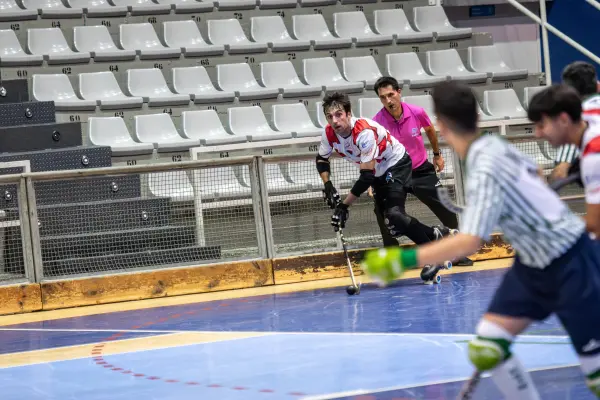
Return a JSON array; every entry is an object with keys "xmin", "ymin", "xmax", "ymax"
[
  {"xmin": 323, "ymin": 181, "xmax": 340, "ymax": 209},
  {"xmin": 331, "ymin": 203, "xmax": 349, "ymax": 232}
]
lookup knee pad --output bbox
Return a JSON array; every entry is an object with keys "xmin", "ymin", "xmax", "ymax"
[
  {"xmin": 383, "ymin": 206, "xmax": 411, "ymax": 237},
  {"xmin": 468, "ymin": 319, "xmax": 514, "ymax": 372}
]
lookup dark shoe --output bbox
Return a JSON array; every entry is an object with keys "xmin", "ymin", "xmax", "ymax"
[{"xmin": 454, "ymin": 257, "xmax": 474, "ymax": 266}]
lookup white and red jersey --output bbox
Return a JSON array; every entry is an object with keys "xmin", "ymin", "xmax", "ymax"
[
  {"xmin": 318, "ymin": 117, "xmax": 407, "ymax": 177},
  {"xmin": 581, "ymin": 94, "xmax": 600, "ymax": 204}
]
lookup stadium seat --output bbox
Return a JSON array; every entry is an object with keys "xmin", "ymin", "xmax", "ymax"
[
  {"xmin": 250, "ymin": 16, "xmax": 311, "ymax": 52},
  {"xmin": 413, "ymin": 6, "xmax": 472, "ymax": 41},
  {"xmin": 120, "ymin": 23, "xmax": 181, "ymax": 59},
  {"xmin": 215, "ymin": 0, "xmax": 257, "ymax": 11},
  {"xmin": 216, "ymin": 63, "xmax": 279, "ymax": 100},
  {"xmin": 66, "ymin": 0, "xmax": 127, "ymax": 15},
  {"xmin": 126, "ymin": 68, "xmax": 191, "ymax": 106},
  {"xmin": 272, "ymin": 103, "xmax": 322, "ymax": 138},
  {"xmin": 483, "ymin": 89, "xmax": 528, "ymax": 119},
  {"xmin": 228, "ymin": 106, "xmax": 293, "ymax": 142},
  {"xmin": 0, "ymin": 0, "xmax": 38, "ymax": 20},
  {"xmin": 373, "ymin": 9, "xmax": 433, "ymax": 43},
  {"xmin": 207, "ymin": 19, "xmax": 268, "ymax": 54},
  {"xmin": 522, "ymin": 86, "xmax": 546, "ymax": 109},
  {"xmin": 73, "ymin": 26, "xmax": 137, "ymax": 62},
  {"xmin": 32, "ymin": 74, "xmax": 97, "ymax": 111},
  {"xmin": 163, "ymin": 20, "xmax": 225, "ymax": 57},
  {"xmin": 292, "ymin": 14, "xmax": 353, "ymax": 50},
  {"xmin": 260, "ymin": 61, "xmax": 322, "ymax": 98},
  {"xmin": 21, "ymin": 0, "xmax": 83, "ymax": 17},
  {"xmin": 0, "ymin": 29, "xmax": 43, "ymax": 66},
  {"xmin": 79, "ymin": 71, "xmax": 144, "ymax": 110},
  {"xmin": 149, "ymin": 171, "xmax": 194, "ymax": 200},
  {"xmin": 315, "ymin": 101, "xmax": 327, "ymax": 128},
  {"xmin": 27, "ymin": 28, "xmax": 90, "ymax": 64},
  {"xmin": 303, "ymin": 57, "xmax": 364, "ymax": 93},
  {"xmin": 172, "ymin": 66, "xmax": 236, "ymax": 104},
  {"xmin": 196, "ymin": 165, "xmax": 252, "ymax": 199},
  {"xmin": 468, "ymin": 45, "xmax": 528, "ymax": 81},
  {"xmin": 181, "ymin": 110, "xmax": 247, "ymax": 146},
  {"xmin": 342, "ymin": 55, "xmax": 382, "ymax": 90},
  {"xmin": 110, "ymin": 0, "xmax": 170, "ymax": 14},
  {"xmin": 286, "ymin": 160, "xmax": 323, "ymax": 188},
  {"xmin": 476, "ymin": 102, "xmax": 501, "ymax": 122},
  {"xmin": 134, "ymin": 113, "xmax": 200, "ymax": 151},
  {"xmin": 87, "ymin": 117, "xmax": 154, "ymax": 156},
  {"xmin": 426, "ymin": 49, "xmax": 488, "ymax": 84},
  {"xmin": 402, "ymin": 95, "xmax": 436, "ymax": 124},
  {"xmin": 386, "ymin": 52, "xmax": 446, "ymax": 89},
  {"xmin": 257, "ymin": 0, "xmax": 296, "ymax": 9},
  {"xmin": 333, "ymin": 11, "xmax": 393, "ymax": 47},
  {"xmin": 158, "ymin": 0, "xmax": 214, "ymax": 13},
  {"xmin": 358, "ymin": 97, "xmax": 381, "ymax": 119}
]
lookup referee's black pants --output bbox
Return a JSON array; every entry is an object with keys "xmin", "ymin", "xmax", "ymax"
[{"xmin": 374, "ymin": 160, "xmax": 459, "ymax": 247}]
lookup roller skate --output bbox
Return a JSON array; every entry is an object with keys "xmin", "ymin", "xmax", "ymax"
[
  {"xmin": 420, "ymin": 261, "xmax": 452, "ymax": 285},
  {"xmin": 433, "ymin": 226, "xmax": 474, "ymax": 267}
]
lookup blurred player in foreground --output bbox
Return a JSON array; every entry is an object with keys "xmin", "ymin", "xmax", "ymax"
[
  {"xmin": 316, "ymin": 92, "xmax": 455, "ymax": 283},
  {"xmin": 360, "ymin": 80, "xmax": 600, "ymax": 398}
]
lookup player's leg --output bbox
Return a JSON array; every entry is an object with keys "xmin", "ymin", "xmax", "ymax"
[{"xmin": 373, "ymin": 194, "xmax": 399, "ymax": 247}]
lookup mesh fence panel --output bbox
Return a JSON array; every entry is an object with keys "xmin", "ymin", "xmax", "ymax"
[
  {"xmin": 0, "ymin": 180, "xmax": 27, "ymax": 282},
  {"xmin": 34, "ymin": 163, "xmax": 259, "ymax": 279}
]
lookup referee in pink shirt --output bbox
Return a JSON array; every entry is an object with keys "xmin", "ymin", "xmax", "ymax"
[{"xmin": 371, "ymin": 76, "xmax": 473, "ymax": 266}]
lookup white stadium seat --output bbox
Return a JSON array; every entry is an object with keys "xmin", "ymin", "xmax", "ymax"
[{"xmin": 88, "ymin": 117, "xmax": 154, "ymax": 156}]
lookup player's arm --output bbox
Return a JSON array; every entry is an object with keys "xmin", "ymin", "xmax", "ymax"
[
  {"xmin": 419, "ymin": 109, "xmax": 444, "ymax": 172},
  {"xmin": 582, "ymin": 154, "xmax": 600, "ymax": 238},
  {"xmin": 342, "ymin": 131, "xmax": 377, "ymax": 206},
  {"xmin": 550, "ymin": 144, "xmax": 579, "ymax": 182},
  {"xmin": 316, "ymin": 132, "xmax": 339, "ymax": 209}
]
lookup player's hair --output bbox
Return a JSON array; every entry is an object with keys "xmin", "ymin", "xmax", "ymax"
[
  {"xmin": 431, "ymin": 80, "xmax": 478, "ymax": 134},
  {"xmin": 561, "ymin": 61, "xmax": 598, "ymax": 97},
  {"xmin": 527, "ymin": 84, "xmax": 582, "ymax": 123},
  {"xmin": 322, "ymin": 92, "xmax": 352, "ymax": 115},
  {"xmin": 373, "ymin": 76, "xmax": 401, "ymax": 95}
]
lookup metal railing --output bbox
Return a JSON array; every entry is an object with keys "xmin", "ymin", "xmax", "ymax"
[{"xmin": 0, "ymin": 134, "xmax": 584, "ymax": 285}]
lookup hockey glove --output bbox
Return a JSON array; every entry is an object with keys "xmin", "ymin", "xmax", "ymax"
[
  {"xmin": 323, "ymin": 181, "xmax": 340, "ymax": 209},
  {"xmin": 331, "ymin": 203, "xmax": 349, "ymax": 232},
  {"xmin": 361, "ymin": 247, "xmax": 418, "ymax": 285}
]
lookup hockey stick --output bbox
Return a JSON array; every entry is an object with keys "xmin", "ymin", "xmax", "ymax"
[
  {"xmin": 456, "ymin": 370, "xmax": 482, "ymax": 400},
  {"xmin": 338, "ymin": 227, "xmax": 361, "ymax": 295},
  {"xmin": 549, "ymin": 172, "xmax": 581, "ymax": 191}
]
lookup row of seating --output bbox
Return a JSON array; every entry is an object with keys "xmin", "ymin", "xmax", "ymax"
[
  {"xmin": 0, "ymin": 8, "xmax": 470, "ymax": 65},
  {"xmin": 33, "ymin": 46, "xmax": 528, "ymax": 110},
  {"xmin": 89, "ymin": 87, "xmax": 543, "ymax": 155}
]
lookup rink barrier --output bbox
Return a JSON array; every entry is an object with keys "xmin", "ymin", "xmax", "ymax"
[{"xmin": 0, "ymin": 132, "xmax": 584, "ymax": 314}]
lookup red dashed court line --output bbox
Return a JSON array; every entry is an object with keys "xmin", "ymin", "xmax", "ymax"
[{"xmin": 91, "ymin": 300, "xmax": 308, "ymax": 397}]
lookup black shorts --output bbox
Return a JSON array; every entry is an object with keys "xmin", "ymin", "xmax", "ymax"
[
  {"xmin": 372, "ymin": 153, "xmax": 413, "ymax": 211},
  {"xmin": 487, "ymin": 233, "xmax": 600, "ymax": 355}
]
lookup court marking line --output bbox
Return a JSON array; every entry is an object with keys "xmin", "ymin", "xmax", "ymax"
[{"xmin": 299, "ymin": 363, "xmax": 581, "ymax": 400}]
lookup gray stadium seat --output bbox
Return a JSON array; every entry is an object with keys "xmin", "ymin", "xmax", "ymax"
[
  {"xmin": 477, "ymin": 103, "xmax": 501, "ymax": 122},
  {"xmin": 217, "ymin": 63, "xmax": 279, "ymax": 100},
  {"xmin": 523, "ymin": 86, "xmax": 546, "ymax": 110},
  {"xmin": 483, "ymin": 89, "xmax": 528, "ymax": 119},
  {"xmin": 358, "ymin": 97, "xmax": 381, "ymax": 119},
  {"xmin": 333, "ymin": 11, "xmax": 393, "ymax": 47},
  {"xmin": 468, "ymin": 45, "xmax": 528, "ymax": 82},
  {"xmin": 215, "ymin": 0, "xmax": 256, "ymax": 11},
  {"xmin": 111, "ymin": 0, "xmax": 170, "ymax": 14},
  {"xmin": 157, "ymin": 0, "xmax": 214, "ymax": 12},
  {"xmin": 342, "ymin": 55, "xmax": 382, "ymax": 90},
  {"xmin": 79, "ymin": 71, "xmax": 144, "ymax": 109},
  {"xmin": 315, "ymin": 101, "xmax": 327, "ymax": 128},
  {"xmin": 426, "ymin": 49, "xmax": 488, "ymax": 84},
  {"xmin": 207, "ymin": 19, "xmax": 268, "ymax": 54},
  {"xmin": 413, "ymin": 6, "xmax": 472, "ymax": 41},
  {"xmin": 134, "ymin": 113, "xmax": 200, "ymax": 151},
  {"xmin": 28, "ymin": 28, "xmax": 91, "ymax": 64},
  {"xmin": 120, "ymin": 23, "xmax": 181, "ymax": 59},
  {"xmin": 258, "ymin": 0, "xmax": 296, "ymax": 9},
  {"xmin": 0, "ymin": 29, "xmax": 43, "ymax": 66},
  {"xmin": 66, "ymin": 0, "xmax": 127, "ymax": 16},
  {"xmin": 250, "ymin": 16, "xmax": 311, "ymax": 52},
  {"xmin": 402, "ymin": 94, "xmax": 436, "ymax": 124},
  {"xmin": 163, "ymin": 20, "xmax": 225, "ymax": 57},
  {"xmin": 196, "ymin": 166, "xmax": 252, "ymax": 199},
  {"xmin": 292, "ymin": 14, "xmax": 353, "ymax": 50},
  {"xmin": 149, "ymin": 171, "xmax": 194, "ymax": 200},
  {"xmin": 0, "ymin": 0, "xmax": 38, "ymax": 20},
  {"xmin": 260, "ymin": 60, "xmax": 322, "ymax": 98},
  {"xmin": 73, "ymin": 26, "xmax": 136, "ymax": 62},
  {"xmin": 386, "ymin": 52, "xmax": 446, "ymax": 89},
  {"xmin": 173, "ymin": 66, "xmax": 235, "ymax": 104},
  {"xmin": 286, "ymin": 160, "xmax": 323, "ymax": 188},
  {"xmin": 127, "ymin": 68, "xmax": 190, "ymax": 106},
  {"xmin": 272, "ymin": 103, "xmax": 322, "ymax": 138},
  {"xmin": 32, "ymin": 74, "xmax": 97, "ymax": 111},
  {"xmin": 373, "ymin": 9, "xmax": 433, "ymax": 44},
  {"xmin": 21, "ymin": 0, "xmax": 83, "ymax": 17},
  {"xmin": 228, "ymin": 106, "xmax": 293, "ymax": 142},
  {"xmin": 303, "ymin": 57, "xmax": 364, "ymax": 93},
  {"xmin": 181, "ymin": 110, "xmax": 247, "ymax": 146},
  {"xmin": 261, "ymin": 162, "xmax": 309, "ymax": 193},
  {"xmin": 88, "ymin": 117, "xmax": 154, "ymax": 156}
]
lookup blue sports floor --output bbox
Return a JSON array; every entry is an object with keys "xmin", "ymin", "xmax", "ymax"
[{"xmin": 0, "ymin": 267, "xmax": 592, "ymax": 399}]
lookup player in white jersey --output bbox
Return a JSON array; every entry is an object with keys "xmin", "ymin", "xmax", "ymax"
[
  {"xmin": 528, "ymin": 83, "xmax": 600, "ymax": 238},
  {"xmin": 360, "ymin": 81, "xmax": 600, "ymax": 399},
  {"xmin": 316, "ymin": 92, "xmax": 456, "ymax": 282}
]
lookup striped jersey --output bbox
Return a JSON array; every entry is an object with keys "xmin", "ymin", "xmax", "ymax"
[
  {"xmin": 580, "ymin": 94, "xmax": 600, "ymax": 204},
  {"xmin": 318, "ymin": 117, "xmax": 406, "ymax": 177},
  {"xmin": 460, "ymin": 135, "xmax": 585, "ymax": 268},
  {"xmin": 554, "ymin": 94, "xmax": 600, "ymax": 164}
]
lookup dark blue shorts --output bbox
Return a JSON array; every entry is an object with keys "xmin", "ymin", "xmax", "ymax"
[{"xmin": 488, "ymin": 233, "xmax": 600, "ymax": 356}]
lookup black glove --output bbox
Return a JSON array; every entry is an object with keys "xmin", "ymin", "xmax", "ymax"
[
  {"xmin": 331, "ymin": 203, "xmax": 349, "ymax": 232},
  {"xmin": 568, "ymin": 157, "xmax": 583, "ymax": 187},
  {"xmin": 323, "ymin": 181, "xmax": 340, "ymax": 209}
]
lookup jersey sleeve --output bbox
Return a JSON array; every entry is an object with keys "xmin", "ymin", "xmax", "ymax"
[
  {"xmin": 414, "ymin": 107, "xmax": 433, "ymax": 129},
  {"xmin": 318, "ymin": 129, "xmax": 333, "ymax": 159},
  {"xmin": 554, "ymin": 144, "xmax": 580, "ymax": 164},
  {"xmin": 459, "ymin": 166, "xmax": 505, "ymax": 240},
  {"xmin": 356, "ymin": 129, "xmax": 377, "ymax": 164},
  {"xmin": 582, "ymin": 153, "xmax": 600, "ymax": 204}
]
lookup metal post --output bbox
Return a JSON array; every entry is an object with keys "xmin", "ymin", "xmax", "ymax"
[
  {"xmin": 539, "ymin": 0, "xmax": 552, "ymax": 85},
  {"xmin": 25, "ymin": 177, "xmax": 44, "ymax": 282},
  {"xmin": 254, "ymin": 157, "xmax": 275, "ymax": 259}
]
